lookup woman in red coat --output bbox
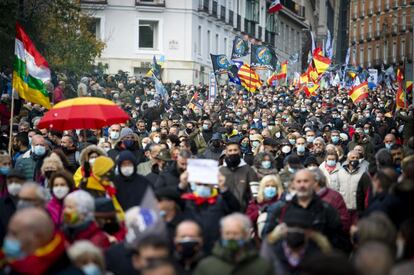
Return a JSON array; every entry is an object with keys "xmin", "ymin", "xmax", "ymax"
[
  {"xmin": 62, "ymin": 190, "xmax": 110, "ymax": 249},
  {"xmin": 246, "ymin": 174, "xmax": 284, "ymax": 239}
]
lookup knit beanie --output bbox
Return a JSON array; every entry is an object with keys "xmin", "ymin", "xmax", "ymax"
[{"xmin": 92, "ymin": 156, "xmax": 114, "ymax": 177}]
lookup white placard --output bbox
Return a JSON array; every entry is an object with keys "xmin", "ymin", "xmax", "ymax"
[{"xmin": 187, "ymin": 159, "xmax": 219, "ymax": 185}]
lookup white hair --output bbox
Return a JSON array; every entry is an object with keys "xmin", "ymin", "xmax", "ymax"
[
  {"xmin": 220, "ymin": 213, "xmax": 252, "ymax": 234},
  {"xmin": 64, "ymin": 190, "xmax": 95, "ymax": 220},
  {"xmin": 67, "ymin": 240, "xmax": 104, "ymax": 271},
  {"xmin": 20, "ymin": 182, "xmax": 49, "ymax": 202}
]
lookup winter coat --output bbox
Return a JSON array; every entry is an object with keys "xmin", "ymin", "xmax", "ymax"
[
  {"xmin": 202, "ymin": 145, "xmax": 223, "ymax": 161},
  {"xmin": 317, "ymin": 187, "xmax": 351, "ymax": 232},
  {"xmin": 14, "ymin": 150, "xmax": 44, "ymax": 181},
  {"xmin": 319, "ymin": 161, "xmax": 341, "ymax": 191},
  {"xmin": 397, "ymin": 111, "xmax": 414, "ymax": 143},
  {"xmin": 105, "ymin": 242, "xmax": 136, "ymax": 275},
  {"xmin": 114, "ymin": 151, "xmax": 152, "ymax": 211},
  {"xmin": 194, "ymin": 242, "xmax": 274, "ymax": 275},
  {"xmin": 0, "ymin": 195, "xmax": 17, "ymax": 245},
  {"xmin": 137, "ymin": 160, "xmax": 152, "ymax": 176},
  {"xmin": 347, "ymin": 138, "xmax": 375, "ymax": 161},
  {"xmin": 184, "ymin": 128, "xmax": 207, "ymax": 155},
  {"xmin": 246, "ymin": 197, "xmax": 279, "ymax": 238},
  {"xmin": 46, "ymin": 196, "xmax": 65, "ymax": 229},
  {"xmin": 154, "ymin": 161, "xmax": 181, "ymax": 190},
  {"xmin": 182, "ymin": 190, "xmax": 241, "ymax": 254},
  {"xmin": 219, "ymin": 160, "xmax": 258, "ymax": 211},
  {"xmin": 337, "ymin": 164, "xmax": 371, "ymax": 212},
  {"xmin": 64, "ymin": 220, "xmax": 110, "ymax": 249},
  {"xmin": 262, "ymin": 194, "xmax": 349, "ymax": 251}
]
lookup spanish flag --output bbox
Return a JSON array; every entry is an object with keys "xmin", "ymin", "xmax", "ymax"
[
  {"xmin": 396, "ymin": 84, "xmax": 408, "ymax": 110},
  {"xmin": 303, "ymin": 82, "xmax": 319, "ymax": 97},
  {"xmin": 406, "ymin": 81, "xmax": 412, "ymax": 94},
  {"xmin": 238, "ymin": 64, "xmax": 262, "ymax": 92},
  {"xmin": 349, "ymin": 81, "xmax": 369, "ymax": 104},
  {"xmin": 267, "ymin": 61, "xmax": 287, "ymax": 85},
  {"xmin": 312, "ymin": 48, "xmax": 331, "ymax": 75}
]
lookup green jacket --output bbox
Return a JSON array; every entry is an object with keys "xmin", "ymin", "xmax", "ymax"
[
  {"xmin": 14, "ymin": 150, "xmax": 36, "ymax": 180},
  {"xmin": 194, "ymin": 243, "xmax": 274, "ymax": 275}
]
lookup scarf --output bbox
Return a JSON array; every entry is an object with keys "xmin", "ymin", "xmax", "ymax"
[
  {"xmin": 92, "ymin": 175, "xmax": 125, "ymax": 222},
  {"xmin": 9, "ymin": 232, "xmax": 66, "ymax": 275},
  {"xmin": 181, "ymin": 189, "xmax": 219, "ymax": 206}
]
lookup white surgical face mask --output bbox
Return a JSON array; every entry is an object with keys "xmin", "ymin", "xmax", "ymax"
[
  {"xmin": 53, "ymin": 186, "xmax": 70, "ymax": 200},
  {"xmin": 89, "ymin": 158, "xmax": 96, "ymax": 166},
  {"xmin": 120, "ymin": 166, "xmax": 134, "ymax": 177},
  {"xmin": 153, "ymin": 137, "xmax": 161, "ymax": 144},
  {"xmin": 110, "ymin": 131, "xmax": 120, "ymax": 140},
  {"xmin": 7, "ymin": 183, "xmax": 22, "ymax": 196}
]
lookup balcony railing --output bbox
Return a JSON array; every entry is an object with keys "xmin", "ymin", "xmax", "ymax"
[
  {"xmin": 228, "ymin": 10, "xmax": 234, "ymax": 26},
  {"xmin": 212, "ymin": 1, "xmax": 218, "ymax": 17},
  {"xmin": 135, "ymin": 0, "xmax": 165, "ymax": 6},
  {"xmin": 220, "ymin": 5, "xmax": 225, "ymax": 21}
]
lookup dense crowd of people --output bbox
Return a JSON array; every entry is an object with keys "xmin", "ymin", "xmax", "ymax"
[{"xmin": 0, "ymin": 70, "xmax": 413, "ymax": 275}]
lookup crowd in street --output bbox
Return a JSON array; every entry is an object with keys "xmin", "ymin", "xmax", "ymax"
[{"xmin": 0, "ymin": 71, "xmax": 413, "ymax": 275}]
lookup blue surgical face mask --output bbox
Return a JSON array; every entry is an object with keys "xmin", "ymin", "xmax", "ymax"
[
  {"xmin": 306, "ymin": 136, "xmax": 315, "ymax": 143},
  {"xmin": 33, "ymin": 145, "xmax": 46, "ymax": 156},
  {"xmin": 196, "ymin": 185, "xmax": 212, "ymax": 198},
  {"xmin": 288, "ymin": 167, "xmax": 296, "ymax": 174},
  {"xmin": 331, "ymin": 136, "xmax": 340, "ymax": 144},
  {"xmin": 326, "ymin": 160, "xmax": 336, "ymax": 167},
  {"xmin": 261, "ymin": 160, "xmax": 272, "ymax": 169},
  {"xmin": 264, "ymin": 186, "xmax": 277, "ymax": 200},
  {"xmin": 2, "ymin": 238, "xmax": 26, "ymax": 259},
  {"xmin": 0, "ymin": 166, "xmax": 10, "ymax": 175},
  {"xmin": 296, "ymin": 145, "xmax": 305, "ymax": 153},
  {"xmin": 289, "ymin": 139, "xmax": 296, "ymax": 145},
  {"xmin": 202, "ymin": 124, "xmax": 209, "ymax": 130},
  {"xmin": 82, "ymin": 263, "xmax": 102, "ymax": 275},
  {"xmin": 385, "ymin": 143, "xmax": 393, "ymax": 150}
]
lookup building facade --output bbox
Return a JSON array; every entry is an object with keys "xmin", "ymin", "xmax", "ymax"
[
  {"xmin": 81, "ymin": 0, "xmax": 310, "ymax": 84},
  {"xmin": 349, "ymin": 0, "xmax": 413, "ymax": 71}
]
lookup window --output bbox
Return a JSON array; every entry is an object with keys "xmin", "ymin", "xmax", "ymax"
[
  {"xmin": 369, "ymin": 19, "xmax": 372, "ymax": 37},
  {"xmin": 285, "ymin": 24, "xmax": 289, "ymax": 51},
  {"xmin": 359, "ymin": 46, "xmax": 364, "ymax": 66},
  {"xmin": 353, "ymin": 1, "xmax": 358, "ymax": 18},
  {"xmin": 88, "ymin": 18, "xmax": 102, "ymax": 40},
  {"xmin": 207, "ymin": 30, "xmax": 211, "ymax": 58},
  {"xmin": 401, "ymin": 39, "xmax": 406, "ymax": 57},
  {"xmin": 215, "ymin": 34, "xmax": 219, "ymax": 53},
  {"xmin": 376, "ymin": 17, "xmax": 380, "ymax": 36},
  {"xmin": 369, "ymin": 0, "xmax": 373, "ymax": 13},
  {"xmin": 353, "ymin": 23, "xmax": 357, "ymax": 40},
  {"xmin": 139, "ymin": 20, "xmax": 158, "ymax": 49},
  {"xmin": 360, "ymin": 22, "xmax": 364, "ymax": 40},
  {"xmin": 402, "ymin": 11, "xmax": 406, "ymax": 30},
  {"xmin": 224, "ymin": 37, "xmax": 228, "ymax": 56},
  {"xmin": 246, "ymin": 0, "xmax": 259, "ymax": 22},
  {"xmin": 376, "ymin": 43, "xmax": 380, "ymax": 60},
  {"xmin": 383, "ymin": 41, "xmax": 388, "ymax": 64},
  {"xmin": 392, "ymin": 40, "xmax": 397, "ymax": 61},
  {"xmin": 197, "ymin": 26, "xmax": 202, "ymax": 55},
  {"xmin": 368, "ymin": 47, "xmax": 372, "ymax": 66},
  {"xmin": 361, "ymin": 0, "xmax": 365, "ymax": 16}
]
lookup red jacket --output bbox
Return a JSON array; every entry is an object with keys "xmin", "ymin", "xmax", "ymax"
[
  {"xmin": 318, "ymin": 187, "xmax": 351, "ymax": 233},
  {"xmin": 65, "ymin": 221, "xmax": 110, "ymax": 249}
]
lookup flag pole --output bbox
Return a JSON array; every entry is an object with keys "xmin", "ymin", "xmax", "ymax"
[{"xmin": 8, "ymin": 88, "xmax": 15, "ymax": 156}]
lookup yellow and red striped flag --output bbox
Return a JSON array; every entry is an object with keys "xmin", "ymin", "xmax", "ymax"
[
  {"xmin": 238, "ymin": 64, "xmax": 262, "ymax": 92},
  {"xmin": 349, "ymin": 81, "xmax": 369, "ymax": 104},
  {"xmin": 312, "ymin": 48, "xmax": 331, "ymax": 75},
  {"xmin": 267, "ymin": 61, "xmax": 288, "ymax": 86},
  {"xmin": 303, "ymin": 82, "xmax": 319, "ymax": 97}
]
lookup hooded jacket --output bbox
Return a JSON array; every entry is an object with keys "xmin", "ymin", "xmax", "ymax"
[
  {"xmin": 114, "ymin": 151, "xmax": 152, "ymax": 211},
  {"xmin": 73, "ymin": 145, "xmax": 107, "ymax": 193}
]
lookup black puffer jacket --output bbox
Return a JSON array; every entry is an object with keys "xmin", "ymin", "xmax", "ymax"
[{"xmin": 154, "ymin": 161, "xmax": 181, "ymax": 190}]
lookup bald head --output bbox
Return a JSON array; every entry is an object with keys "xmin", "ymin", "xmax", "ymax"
[
  {"xmin": 384, "ymin": 134, "xmax": 396, "ymax": 146},
  {"xmin": 7, "ymin": 208, "xmax": 54, "ymax": 255},
  {"xmin": 175, "ymin": 220, "xmax": 202, "ymax": 241},
  {"xmin": 31, "ymin": 134, "xmax": 45, "ymax": 147}
]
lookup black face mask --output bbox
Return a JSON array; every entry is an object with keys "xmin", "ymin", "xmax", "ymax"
[
  {"xmin": 123, "ymin": 140, "xmax": 135, "ymax": 150},
  {"xmin": 350, "ymin": 160, "xmax": 359, "ymax": 168},
  {"xmin": 177, "ymin": 240, "xmax": 200, "ymax": 259},
  {"xmin": 240, "ymin": 129, "xmax": 247, "ymax": 135},
  {"xmin": 186, "ymin": 128, "xmax": 193, "ymax": 134},
  {"xmin": 225, "ymin": 154, "xmax": 241, "ymax": 168},
  {"xmin": 102, "ymin": 221, "xmax": 120, "ymax": 234},
  {"xmin": 286, "ymin": 232, "xmax": 306, "ymax": 249},
  {"xmin": 226, "ymin": 127, "xmax": 233, "ymax": 134}
]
